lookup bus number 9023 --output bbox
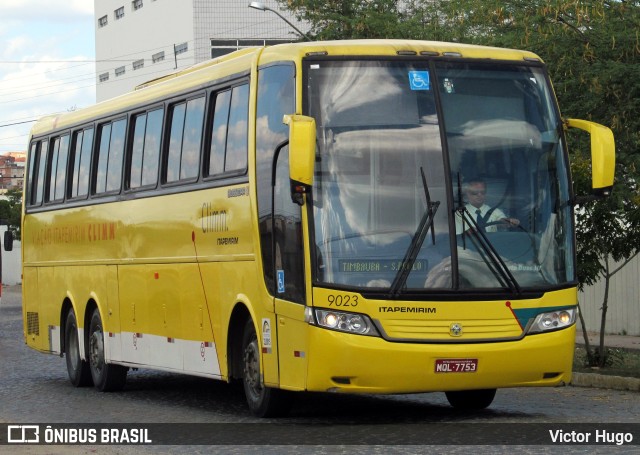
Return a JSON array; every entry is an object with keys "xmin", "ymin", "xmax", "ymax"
[{"xmin": 327, "ymin": 294, "xmax": 359, "ymax": 307}]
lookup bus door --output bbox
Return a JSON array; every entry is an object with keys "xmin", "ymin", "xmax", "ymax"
[{"xmin": 270, "ymin": 142, "xmax": 309, "ymax": 391}]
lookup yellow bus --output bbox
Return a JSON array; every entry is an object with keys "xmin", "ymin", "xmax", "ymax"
[{"xmin": 21, "ymin": 40, "xmax": 614, "ymax": 417}]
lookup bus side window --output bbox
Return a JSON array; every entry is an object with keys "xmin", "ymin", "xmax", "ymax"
[
  {"xmin": 208, "ymin": 89, "xmax": 230, "ymax": 176},
  {"xmin": 47, "ymin": 137, "xmax": 60, "ymax": 203},
  {"xmin": 34, "ymin": 140, "xmax": 49, "ymax": 206},
  {"xmin": 166, "ymin": 96, "xmax": 205, "ymax": 183},
  {"xmin": 206, "ymin": 83, "xmax": 248, "ymax": 177},
  {"xmin": 129, "ymin": 108, "xmax": 163, "ymax": 190},
  {"xmin": 142, "ymin": 109, "xmax": 163, "ymax": 186},
  {"xmin": 130, "ymin": 112, "xmax": 148, "ymax": 189},
  {"xmin": 225, "ymin": 84, "xmax": 249, "ymax": 173},
  {"xmin": 95, "ymin": 123, "xmax": 112, "ymax": 194},
  {"xmin": 95, "ymin": 119, "xmax": 126, "ymax": 195},
  {"xmin": 26, "ymin": 141, "xmax": 38, "ymax": 206},
  {"xmin": 107, "ymin": 119, "xmax": 126, "ymax": 192},
  {"xmin": 70, "ymin": 127, "xmax": 94, "ymax": 199},
  {"xmin": 47, "ymin": 134, "xmax": 70, "ymax": 203}
]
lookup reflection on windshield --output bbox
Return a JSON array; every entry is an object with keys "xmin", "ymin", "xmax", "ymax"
[{"xmin": 307, "ymin": 60, "xmax": 574, "ymax": 294}]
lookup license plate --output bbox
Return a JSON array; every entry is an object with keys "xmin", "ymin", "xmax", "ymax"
[{"xmin": 435, "ymin": 358, "xmax": 478, "ymax": 373}]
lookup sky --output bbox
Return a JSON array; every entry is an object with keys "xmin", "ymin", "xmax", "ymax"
[{"xmin": 0, "ymin": 1, "xmax": 96, "ymax": 154}]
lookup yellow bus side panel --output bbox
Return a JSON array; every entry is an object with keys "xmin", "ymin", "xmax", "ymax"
[
  {"xmin": 22, "ymin": 267, "xmax": 44, "ymax": 351},
  {"xmin": 274, "ymin": 299, "xmax": 308, "ymax": 391},
  {"xmin": 22, "ymin": 183, "xmax": 265, "ymax": 380}
]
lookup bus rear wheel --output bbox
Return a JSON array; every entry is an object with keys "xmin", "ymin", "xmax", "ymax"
[
  {"xmin": 88, "ymin": 308, "xmax": 127, "ymax": 392},
  {"xmin": 64, "ymin": 309, "xmax": 92, "ymax": 387},
  {"xmin": 241, "ymin": 318, "xmax": 292, "ymax": 417},
  {"xmin": 445, "ymin": 389, "xmax": 496, "ymax": 410}
]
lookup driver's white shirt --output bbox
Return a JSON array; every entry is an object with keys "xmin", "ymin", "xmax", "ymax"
[{"xmin": 455, "ymin": 203, "xmax": 507, "ymax": 234}]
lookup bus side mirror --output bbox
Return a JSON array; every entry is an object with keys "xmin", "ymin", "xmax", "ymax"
[
  {"xmin": 283, "ymin": 114, "xmax": 316, "ymax": 205},
  {"xmin": 4, "ymin": 230, "xmax": 13, "ymax": 252},
  {"xmin": 566, "ymin": 118, "xmax": 615, "ymax": 197}
]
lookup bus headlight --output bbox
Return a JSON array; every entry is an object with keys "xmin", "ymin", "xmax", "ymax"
[
  {"xmin": 527, "ymin": 308, "xmax": 576, "ymax": 334},
  {"xmin": 312, "ymin": 308, "xmax": 379, "ymax": 336}
]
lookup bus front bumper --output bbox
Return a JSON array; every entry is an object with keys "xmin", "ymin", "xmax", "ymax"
[{"xmin": 304, "ymin": 324, "xmax": 575, "ymax": 393}]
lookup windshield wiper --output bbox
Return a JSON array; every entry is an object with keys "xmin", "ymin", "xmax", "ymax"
[
  {"xmin": 389, "ymin": 167, "xmax": 440, "ymax": 298},
  {"xmin": 457, "ymin": 207, "xmax": 522, "ymax": 295}
]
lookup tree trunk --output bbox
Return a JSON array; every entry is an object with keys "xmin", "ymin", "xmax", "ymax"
[{"xmin": 598, "ymin": 260, "xmax": 611, "ymax": 367}]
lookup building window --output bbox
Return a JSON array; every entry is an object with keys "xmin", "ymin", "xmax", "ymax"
[
  {"xmin": 133, "ymin": 59, "xmax": 144, "ymax": 70},
  {"xmin": 132, "ymin": 0, "xmax": 143, "ymax": 10},
  {"xmin": 210, "ymin": 39, "xmax": 293, "ymax": 59},
  {"xmin": 98, "ymin": 15, "xmax": 108, "ymax": 27},
  {"xmin": 114, "ymin": 7, "xmax": 124, "ymax": 20},
  {"xmin": 99, "ymin": 73, "xmax": 109, "ymax": 83},
  {"xmin": 174, "ymin": 42, "xmax": 188, "ymax": 55},
  {"xmin": 152, "ymin": 51, "xmax": 165, "ymax": 63},
  {"xmin": 115, "ymin": 66, "xmax": 125, "ymax": 77}
]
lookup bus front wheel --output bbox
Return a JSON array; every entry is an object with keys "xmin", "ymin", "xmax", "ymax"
[
  {"xmin": 445, "ymin": 389, "xmax": 496, "ymax": 410},
  {"xmin": 241, "ymin": 318, "xmax": 292, "ymax": 417},
  {"xmin": 88, "ymin": 308, "xmax": 127, "ymax": 392},
  {"xmin": 64, "ymin": 309, "xmax": 92, "ymax": 387}
]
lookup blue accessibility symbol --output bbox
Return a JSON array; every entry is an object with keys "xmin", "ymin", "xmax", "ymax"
[
  {"xmin": 277, "ymin": 270, "xmax": 285, "ymax": 293},
  {"xmin": 409, "ymin": 71, "xmax": 430, "ymax": 90}
]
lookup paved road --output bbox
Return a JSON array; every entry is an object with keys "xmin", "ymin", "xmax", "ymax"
[{"xmin": 1, "ymin": 286, "xmax": 638, "ymax": 454}]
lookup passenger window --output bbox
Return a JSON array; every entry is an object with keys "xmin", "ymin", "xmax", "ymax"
[
  {"xmin": 130, "ymin": 113, "xmax": 147, "ymax": 189},
  {"xmin": 207, "ymin": 84, "xmax": 249, "ymax": 177},
  {"xmin": 70, "ymin": 128, "xmax": 94, "ymax": 199},
  {"xmin": 107, "ymin": 119, "xmax": 126, "ymax": 192},
  {"xmin": 130, "ymin": 108, "xmax": 163, "ymax": 189},
  {"xmin": 34, "ymin": 140, "xmax": 49, "ymax": 206},
  {"xmin": 209, "ymin": 90, "xmax": 231, "ymax": 175},
  {"xmin": 225, "ymin": 84, "xmax": 249, "ymax": 172},
  {"xmin": 142, "ymin": 109, "xmax": 163, "ymax": 186},
  {"xmin": 48, "ymin": 135, "xmax": 70, "ymax": 202},
  {"xmin": 26, "ymin": 142, "xmax": 38, "ymax": 206},
  {"xmin": 166, "ymin": 96, "xmax": 205, "ymax": 183},
  {"xmin": 95, "ymin": 119, "xmax": 126, "ymax": 194},
  {"xmin": 166, "ymin": 103, "xmax": 185, "ymax": 182},
  {"xmin": 96, "ymin": 123, "xmax": 112, "ymax": 194},
  {"xmin": 48, "ymin": 138, "xmax": 60, "ymax": 202}
]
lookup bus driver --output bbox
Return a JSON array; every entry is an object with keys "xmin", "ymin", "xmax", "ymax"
[{"xmin": 455, "ymin": 179, "xmax": 520, "ymax": 234}]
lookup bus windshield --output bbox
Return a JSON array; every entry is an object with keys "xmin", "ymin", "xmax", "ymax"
[{"xmin": 307, "ymin": 59, "xmax": 573, "ymax": 294}]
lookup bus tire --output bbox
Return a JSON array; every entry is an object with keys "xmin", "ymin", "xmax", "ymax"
[
  {"xmin": 241, "ymin": 318, "xmax": 292, "ymax": 417},
  {"xmin": 445, "ymin": 389, "xmax": 496, "ymax": 410},
  {"xmin": 64, "ymin": 309, "xmax": 92, "ymax": 387},
  {"xmin": 88, "ymin": 308, "xmax": 127, "ymax": 392}
]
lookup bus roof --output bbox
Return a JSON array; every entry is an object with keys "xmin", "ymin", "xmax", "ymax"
[
  {"xmin": 29, "ymin": 39, "xmax": 542, "ymax": 137},
  {"xmin": 258, "ymin": 39, "xmax": 542, "ymax": 65}
]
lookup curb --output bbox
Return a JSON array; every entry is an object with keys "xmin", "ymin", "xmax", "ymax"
[{"xmin": 571, "ymin": 372, "xmax": 640, "ymax": 392}]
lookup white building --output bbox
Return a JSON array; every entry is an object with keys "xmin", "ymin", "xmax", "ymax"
[{"xmin": 94, "ymin": 0, "xmax": 307, "ymax": 101}]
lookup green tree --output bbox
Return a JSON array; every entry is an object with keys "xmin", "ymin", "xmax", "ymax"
[
  {"xmin": 281, "ymin": 0, "xmax": 640, "ymax": 365},
  {"xmin": 1, "ymin": 188, "xmax": 22, "ymax": 240},
  {"xmin": 279, "ymin": 0, "xmax": 428, "ymax": 39},
  {"xmin": 430, "ymin": 0, "xmax": 640, "ymax": 367}
]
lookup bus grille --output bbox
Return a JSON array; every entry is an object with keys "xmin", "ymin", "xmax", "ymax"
[
  {"xmin": 27, "ymin": 312, "xmax": 40, "ymax": 336},
  {"xmin": 377, "ymin": 317, "xmax": 523, "ymax": 342}
]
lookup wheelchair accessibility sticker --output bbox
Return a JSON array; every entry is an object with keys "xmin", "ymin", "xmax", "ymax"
[
  {"xmin": 408, "ymin": 71, "xmax": 430, "ymax": 90},
  {"xmin": 277, "ymin": 270, "xmax": 285, "ymax": 293}
]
